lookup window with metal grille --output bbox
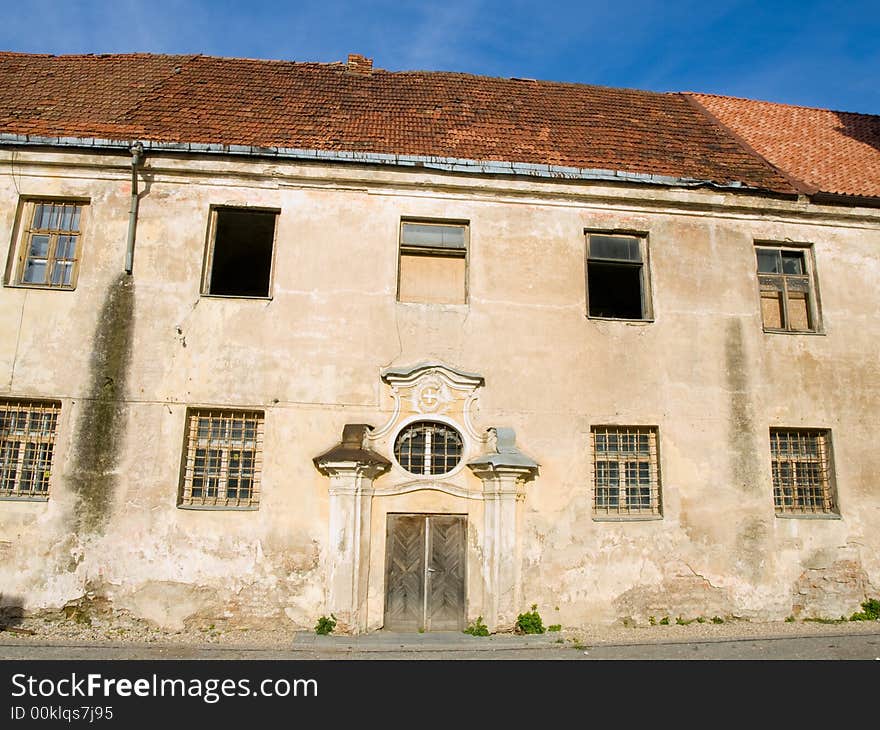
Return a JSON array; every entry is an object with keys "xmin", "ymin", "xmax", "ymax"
[
  {"xmin": 0, "ymin": 399, "xmax": 61, "ymax": 499},
  {"xmin": 770, "ymin": 429, "xmax": 836, "ymax": 515},
  {"xmin": 179, "ymin": 409, "xmax": 264, "ymax": 509},
  {"xmin": 591, "ymin": 426, "xmax": 661, "ymax": 517},
  {"xmin": 756, "ymin": 245, "xmax": 820, "ymax": 332},
  {"xmin": 10, "ymin": 200, "xmax": 86, "ymax": 289},
  {"xmin": 398, "ymin": 220, "xmax": 467, "ymax": 304},
  {"xmin": 586, "ymin": 232, "xmax": 651, "ymax": 320},
  {"xmin": 394, "ymin": 421, "xmax": 463, "ymax": 476}
]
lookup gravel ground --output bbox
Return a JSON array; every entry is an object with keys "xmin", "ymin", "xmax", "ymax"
[{"xmin": 2, "ymin": 610, "xmax": 878, "ymax": 649}]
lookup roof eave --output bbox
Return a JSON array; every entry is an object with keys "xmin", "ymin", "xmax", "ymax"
[{"xmin": 0, "ymin": 132, "xmax": 794, "ymax": 197}]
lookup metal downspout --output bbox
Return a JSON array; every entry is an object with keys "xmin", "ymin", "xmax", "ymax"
[{"xmin": 125, "ymin": 142, "xmax": 144, "ymax": 274}]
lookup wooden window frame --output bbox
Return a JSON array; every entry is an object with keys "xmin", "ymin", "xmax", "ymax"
[
  {"xmin": 178, "ymin": 407, "xmax": 265, "ymax": 510},
  {"xmin": 770, "ymin": 428, "xmax": 838, "ymax": 517},
  {"xmin": 0, "ymin": 398, "xmax": 61, "ymax": 501},
  {"xmin": 397, "ymin": 218, "xmax": 469, "ymax": 304},
  {"xmin": 5, "ymin": 198, "xmax": 89, "ymax": 291},
  {"xmin": 755, "ymin": 242, "xmax": 822, "ymax": 334},
  {"xmin": 584, "ymin": 229, "xmax": 653, "ymax": 321},
  {"xmin": 591, "ymin": 425, "xmax": 662, "ymax": 520},
  {"xmin": 200, "ymin": 206, "xmax": 280, "ymax": 300}
]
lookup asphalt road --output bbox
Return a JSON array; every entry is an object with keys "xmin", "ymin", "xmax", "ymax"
[{"xmin": 1, "ymin": 630, "xmax": 879, "ymax": 659}]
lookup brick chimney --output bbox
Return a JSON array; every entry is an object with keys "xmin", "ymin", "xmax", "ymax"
[{"xmin": 347, "ymin": 54, "xmax": 373, "ymax": 75}]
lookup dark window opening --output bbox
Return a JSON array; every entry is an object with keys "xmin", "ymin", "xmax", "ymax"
[
  {"xmin": 207, "ymin": 209, "xmax": 276, "ymax": 297},
  {"xmin": 586, "ymin": 233, "xmax": 648, "ymax": 320},
  {"xmin": 588, "ymin": 262, "xmax": 643, "ymax": 319}
]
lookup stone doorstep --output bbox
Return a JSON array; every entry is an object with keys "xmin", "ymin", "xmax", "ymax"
[{"xmin": 292, "ymin": 631, "xmax": 566, "ymax": 651}]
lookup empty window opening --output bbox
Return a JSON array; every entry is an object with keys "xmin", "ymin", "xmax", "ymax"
[
  {"xmin": 770, "ymin": 429, "xmax": 836, "ymax": 515},
  {"xmin": 0, "ymin": 399, "xmax": 61, "ymax": 499},
  {"xmin": 591, "ymin": 426, "xmax": 661, "ymax": 517},
  {"xmin": 586, "ymin": 233, "xmax": 649, "ymax": 319},
  {"xmin": 206, "ymin": 209, "xmax": 276, "ymax": 297},
  {"xmin": 398, "ymin": 221, "xmax": 467, "ymax": 304},
  {"xmin": 756, "ymin": 245, "xmax": 819, "ymax": 332}
]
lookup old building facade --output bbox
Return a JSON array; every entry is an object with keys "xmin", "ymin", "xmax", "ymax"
[{"xmin": 0, "ymin": 52, "xmax": 878, "ymax": 633}]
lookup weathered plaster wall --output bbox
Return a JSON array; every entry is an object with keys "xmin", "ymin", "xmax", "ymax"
[{"xmin": 0, "ymin": 149, "xmax": 878, "ymax": 630}]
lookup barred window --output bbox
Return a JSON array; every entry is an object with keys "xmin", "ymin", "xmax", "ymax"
[
  {"xmin": 394, "ymin": 421, "xmax": 463, "ymax": 476},
  {"xmin": 10, "ymin": 200, "xmax": 86, "ymax": 289},
  {"xmin": 0, "ymin": 399, "xmax": 61, "ymax": 499},
  {"xmin": 179, "ymin": 409, "xmax": 264, "ymax": 509},
  {"xmin": 770, "ymin": 429, "xmax": 836, "ymax": 515},
  {"xmin": 591, "ymin": 426, "xmax": 661, "ymax": 517}
]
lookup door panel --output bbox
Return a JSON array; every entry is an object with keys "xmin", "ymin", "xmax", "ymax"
[
  {"xmin": 384, "ymin": 514, "xmax": 466, "ymax": 632},
  {"xmin": 426, "ymin": 515, "xmax": 466, "ymax": 631},
  {"xmin": 383, "ymin": 515, "xmax": 425, "ymax": 632}
]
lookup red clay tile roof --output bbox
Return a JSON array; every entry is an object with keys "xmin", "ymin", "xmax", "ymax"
[
  {"xmin": 0, "ymin": 52, "xmax": 819, "ymax": 196},
  {"xmin": 688, "ymin": 93, "xmax": 880, "ymax": 200}
]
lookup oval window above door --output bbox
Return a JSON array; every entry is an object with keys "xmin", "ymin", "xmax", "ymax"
[{"xmin": 393, "ymin": 421, "xmax": 463, "ymax": 476}]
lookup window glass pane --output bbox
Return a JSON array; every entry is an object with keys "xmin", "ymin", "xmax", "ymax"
[
  {"xmin": 49, "ymin": 205, "xmax": 62, "ymax": 230},
  {"xmin": 595, "ymin": 461, "xmax": 619, "ymax": 507},
  {"xmin": 70, "ymin": 206, "xmax": 81, "ymax": 232},
  {"xmin": 56, "ymin": 235, "xmax": 77, "ymax": 260},
  {"xmin": 33, "ymin": 204, "xmax": 50, "ymax": 229},
  {"xmin": 590, "ymin": 235, "xmax": 641, "ymax": 262},
  {"xmin": 51, "ymin": 261, "xmax": 73, "ymax": 286},
  {"xmin": 401, "ymin": 223, "xmax": 466, "ymax": 250},
  {"xmin": 23, "ymin": 260, "xmax": 47, "ymax": 284},
  {"xmin": 29, "ymin": 234, "xmax": 50, "ymax": 258},
  {"xmin": 756, "ymin": 249, "xmax": 780, "ymax": 273}
]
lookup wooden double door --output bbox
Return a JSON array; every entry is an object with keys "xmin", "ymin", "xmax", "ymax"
[{"xmin": 383, "ymin": 514, "xmax": 466, "ymax": 632}]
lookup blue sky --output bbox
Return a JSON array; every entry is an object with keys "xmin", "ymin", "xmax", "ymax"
[{"xmin": 2, "ymin": 0, "xmax": 878, "ymax": 114}]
